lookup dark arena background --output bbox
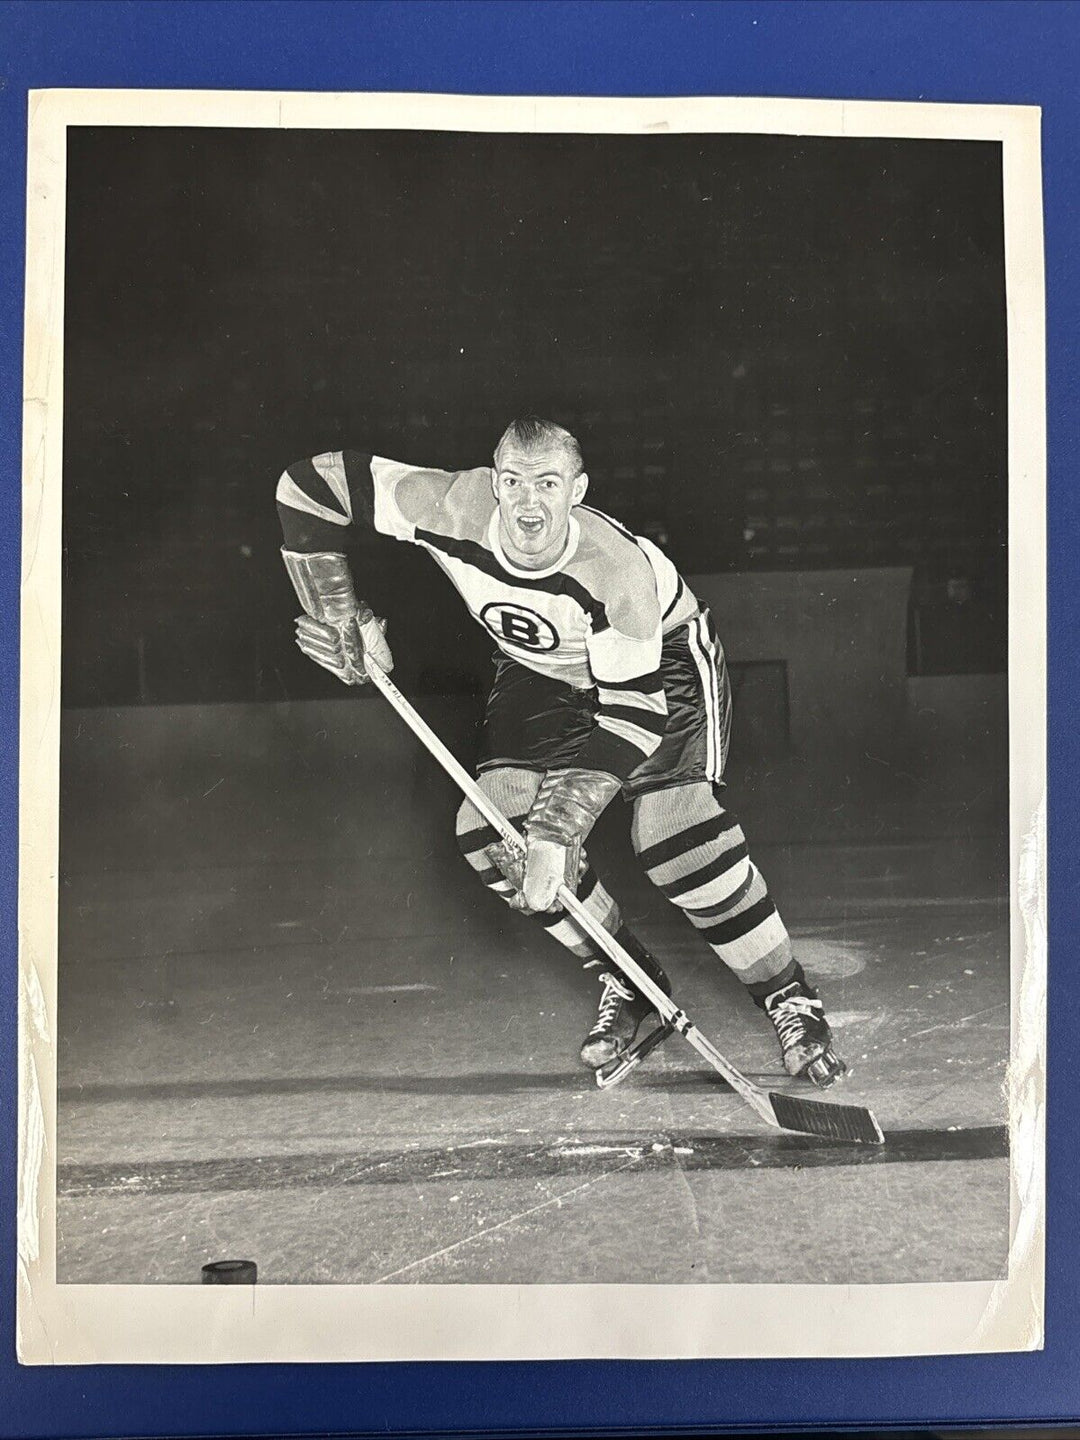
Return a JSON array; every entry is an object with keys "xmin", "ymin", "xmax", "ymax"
[{"xmin": 56, "ymin": 128, "xmax": 1010, "ymax": 1285}]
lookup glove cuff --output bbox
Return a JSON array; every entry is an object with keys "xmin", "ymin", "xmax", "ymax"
[
  {"xmin": 527, "ymin": 768, "xmax": 621, "ymax": 845},
  {"xmin": 282, "ymin": 549, "xmax": 368, "ymax": 626},
  {"xmin": 284, "ymin": 549, "xmax": 375, "ymax": 684}
]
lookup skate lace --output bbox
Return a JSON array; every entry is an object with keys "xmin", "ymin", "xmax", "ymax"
[
  {"xmin": 590, "ymin": 971, "xmax": 636, "ymax": 1033},
  {"xmin": 767, "ymin": 992, "xmax": 823, "ymax": 1048}
]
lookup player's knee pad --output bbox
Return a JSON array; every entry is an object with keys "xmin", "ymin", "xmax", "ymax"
[
  {"xmin": 454, "ymin": 766, "xmax": 541, "ymax": 866},
  {"xmin": 476, "ymin": 765, "xmax": 543, "ymax": 819},
  {"xmin": 631, "ymin": 781, "xmax": 753, "ymax": 914},
  {"xmin": 630, "ymin": 780, "xmax": 724, "ymax": 851},
  {"xmin": 630, "ymin": 780, "xmax": 732, "ymax": 863}
]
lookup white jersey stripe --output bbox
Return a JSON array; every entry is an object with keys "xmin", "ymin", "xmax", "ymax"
[
  {"xmin": 699, "ymin": 616, "xmax": 724, "ymax": 782},
  {"xmin": 636, "ymin": 534, "xmax": 681, "ymax": 621},
  {"xmin": 275, "ymin": 470, "xmax": 351, "ymax": 527},
  {"xmin": 370, "ymin": 455, "xmax": 421, "ymax": 541},
  {"xmin": 707, "ymin": 622, "xmax": 730, "ymax": 777},
  {"xmin": 596, "ymin": 714, "xmax": 664, "ymax": 756},
  {"xmin": 310, "ymin": 451, "xmax": 353, "ymax": 521},
  {"xmin": 597, "ymin": 685, "xmax": 667, "ymax": 716},
  {"xmin": 687, "ymin": 617, "xmax": 717, "ymax": 780}
]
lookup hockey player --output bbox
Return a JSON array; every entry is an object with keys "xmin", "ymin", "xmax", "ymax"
[{"xmin": 277, "ymin": 417, "xmax": 846, "ymax": 1087}]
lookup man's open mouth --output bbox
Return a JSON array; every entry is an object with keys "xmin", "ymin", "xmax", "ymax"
[{"xmin": 516, "ymin": 516, "xmax": 546, "ymax": 536}]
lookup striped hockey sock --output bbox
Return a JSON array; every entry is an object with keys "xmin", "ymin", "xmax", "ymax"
[{"xmin": 632, "ymin": 781, "xmax": 794, "ymax": 987}]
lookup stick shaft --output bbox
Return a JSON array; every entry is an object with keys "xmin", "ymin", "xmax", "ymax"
[{"xmin": 365, "ymin": 663, "xmax": 775, "ymax": 1124}]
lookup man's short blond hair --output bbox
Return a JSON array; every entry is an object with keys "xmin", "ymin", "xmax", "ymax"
[{"xmin": 494, "ymin": 416, "xmax": 585, "ymax": 475}]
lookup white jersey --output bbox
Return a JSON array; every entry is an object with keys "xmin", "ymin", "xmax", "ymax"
[{"xmin": 277, "ymin": 449, "xmax": 701, "ymax": 779}]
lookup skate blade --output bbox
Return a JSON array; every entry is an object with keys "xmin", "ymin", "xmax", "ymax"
[
  {"xmin": 595, "ymin": 1053, "xmax": 642, "ymax": 1089},
  {"xmin": 805, "ymin": 1049, "xmax": 848, "ymax": 1090},
  {"xmin": 595, "ymin": 1021, "xmax": 675, "ymax": 1089}
]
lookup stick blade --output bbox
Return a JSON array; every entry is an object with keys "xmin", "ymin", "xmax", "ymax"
[{"xmin": 768, "ymin": 1091, "xmax": 885, "ymax": 1145}]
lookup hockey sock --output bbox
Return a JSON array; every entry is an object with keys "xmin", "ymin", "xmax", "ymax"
[
  {"xmin": 746, "ymin": 958, "xmax": 800, "ymax": 1005},
  {"xmin": 538, "ymin": 866, "xmax": 621, "ymax": 961},
  {"xmin": 601, "ymin": 923, "xmax": 671, "ymax": 996},
  {"xmin": 632, "ymin": 781, "xmax": 794, "ymax": 988}
]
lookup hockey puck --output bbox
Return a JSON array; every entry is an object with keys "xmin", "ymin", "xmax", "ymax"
[{"xmin": 201, "ymin": 1259, "xmax": 257, "ymax": 1284}]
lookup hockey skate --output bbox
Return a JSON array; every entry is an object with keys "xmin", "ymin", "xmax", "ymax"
[
  {"xmin": 583, "ymin": 941, "xmax": 674, "ymax": 1088},
  {"xmin": 762, "ymin": 965, "xmax": 847, "ymax": 1089}
]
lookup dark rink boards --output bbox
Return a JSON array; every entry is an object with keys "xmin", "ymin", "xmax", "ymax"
[{"xmin": 55, "ymin": 698, "xmax": 1009, "ymax": 1287}]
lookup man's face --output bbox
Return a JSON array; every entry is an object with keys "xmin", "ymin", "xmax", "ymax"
[{"xmin": 491, "ymin": 440, "xmax": 588, "ymax": 568}]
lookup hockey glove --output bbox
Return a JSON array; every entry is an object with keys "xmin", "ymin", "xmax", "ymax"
[
  {"xmin": 488, "ymin": 838, "xmax": 587, "ymax": 916},
  {"xmin": 282, "ymin": 549, "xmax": 393, "ymax": 686},
  {"xmin": 518, "ymin": 768, "xmax": 621, "ymax": 913},
  {"xmin": 294, "ymin": 611, "xmax": 392, "ymax": 686}
]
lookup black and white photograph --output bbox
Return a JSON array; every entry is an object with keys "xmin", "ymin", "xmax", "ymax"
[{"xmin": 17, "ymin": 91, "xmax": 1044, "ymax": 1362}]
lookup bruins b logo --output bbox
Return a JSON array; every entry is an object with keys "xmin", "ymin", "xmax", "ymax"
[{"xmin": 480, "ymin": 602, "xmax": 559, "ymax": 653}]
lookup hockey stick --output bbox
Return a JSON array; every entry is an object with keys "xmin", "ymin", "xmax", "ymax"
[
  {"xmin": 364, "ymin": 661, "xmax": 884, "ymax": 1145},
  {"xmin": 594, "ymin": 1016, "xmax": 675, "ymax": 1089}
]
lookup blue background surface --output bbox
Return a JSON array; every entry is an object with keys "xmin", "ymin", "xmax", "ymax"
[{"xmin": 0, "ymin": 1, "xmax": 1074, "ymax": 1432}]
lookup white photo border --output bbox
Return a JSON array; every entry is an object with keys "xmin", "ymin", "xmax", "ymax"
[{"xmin": 17, "ymin": 89, "xmax": 1046, "ymax": 1364}]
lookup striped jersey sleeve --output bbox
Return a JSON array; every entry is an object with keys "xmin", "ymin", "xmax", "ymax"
[
  {"xmin": 277, "ymin": 450, "xmax": 466, "ymax": 552},
  {"xmin": 575, "ymin": 568, "xmax": 668, "ymax": 781},
  {"xmin": 276, "ymin": 450, "xmax": 376, "ymax": 552}
]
